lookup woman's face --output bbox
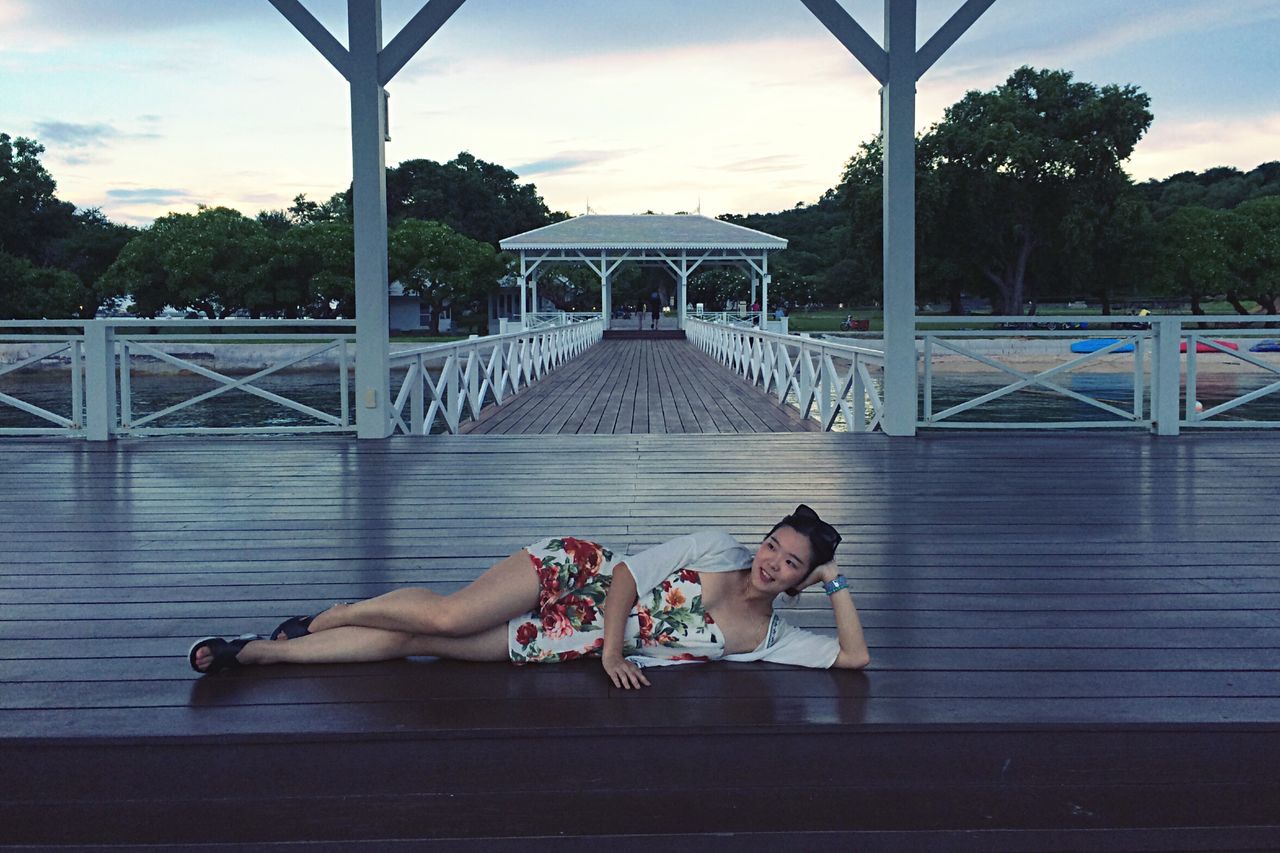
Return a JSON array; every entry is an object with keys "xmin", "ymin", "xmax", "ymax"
[{"xmin": 750, "ymin": 525, "xmax": 816, "ymax": 594}]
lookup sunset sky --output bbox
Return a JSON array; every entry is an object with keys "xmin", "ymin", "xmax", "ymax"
[{"xmin": 3, "ymin": 0, "xmax": 1278, "ymax": 226}]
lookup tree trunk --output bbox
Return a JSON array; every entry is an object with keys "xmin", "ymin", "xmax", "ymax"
[
  {"xmin": 1100, "ymin": 292, "xmax": 1112, "ymax": 315},
  {"xmin": 1226, "ymin": 291, "xmax": 1251, "ymax": 315},
  {"xmin": 1190, "ymin": 294, "xmax": 1205, "ymax": 315}
]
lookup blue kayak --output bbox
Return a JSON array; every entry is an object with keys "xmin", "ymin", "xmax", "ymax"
[
  {"xmin": 1250, "ymin": 340, "xmax": 1280, "ymax": 353},
  {"xmin": 1071, "ymin": 338, "xmax": 1134, "ymax": 354}
]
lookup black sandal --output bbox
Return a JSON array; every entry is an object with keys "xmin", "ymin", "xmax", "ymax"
[
  {"xmin": 188, "ymin": 635, "xmax": 259, "ymax": 674},
  {"xmin": 270, "ymin": 614, "xmax": 316, "ymax": 641}
]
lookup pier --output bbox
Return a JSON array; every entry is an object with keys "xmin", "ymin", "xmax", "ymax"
[{"xmin": 3, "ymin": 429, "xmax": 1278, "ymax": 848}]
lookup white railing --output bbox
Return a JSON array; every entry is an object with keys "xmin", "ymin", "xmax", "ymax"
[
  {"xmin": 0, "ymin": 319, "xmax": 357, "ymax": 438},
  {"xmin": 687, "ymin": 317, "xmax": 885, "ymax": 431},
  {"xmin": 522, "ymin": 311, "xmax": 601, "ymax": 331},
  {"xmin": 0, "ymin": 322, "xmax": 85, "ymax": 436},
  {"xmin": 389, "ymin": 317, "xmax": 603, "ymax": 434},
  {"xmin": 114, "ymin": 321, "xmax": 357, "ymax": 435},
  {"xmin": 918, "ymin": 315, "xmax": 1280, "ymax": 432},
  {"xmin": 688, "ymin": 310, "xmax": 764, "ymax": 328}
]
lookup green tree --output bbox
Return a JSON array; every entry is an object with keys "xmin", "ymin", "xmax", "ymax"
[
  {"xmin": 1154, "ymin": 206, "xmax": 1235, "ymax": 314},
  {"xmin": 389, "ymin": 220, "xmax": 505, "ymax": 334},
  {"xmin": 48, "ymin": 209, "xmax": 136, "ymax": 318},
  {"xmin": 1232, "ymin": 196, "xmax": 1280, "ymax": 314},
  {"xmin": 0, "ymin": 251, "xmax": 82, "ymax": 319},
  {"xmin": 385, "ymin": 152, "xmax": 558, "ymax": 246},
  {"xmin": 268, "ymin": 221, "xmax": 356, "ymax": 318},
  {"xmin": 919, "ymin": 67, "xmax": 1153, "ymax": 314},
  {"xmin": 101, "ymin": 206, "xmax": 273, "ymax": 318},
  {"xmin": 0, "ymin": 133, "xmax": 76, "ymax": 265}
]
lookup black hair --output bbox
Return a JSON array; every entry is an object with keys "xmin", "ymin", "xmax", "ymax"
[{"xmin": 767, "ymin": 504, "xmax": 842, "ymax": 595}]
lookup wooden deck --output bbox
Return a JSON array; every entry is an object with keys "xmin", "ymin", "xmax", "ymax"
[
  {"xmin": 3, "ymin": 431, "xmax": 1280, "ymax": 849},
  {"xmin": 460, "ymin": 338, "xmax": 821, "ymax": 434}
]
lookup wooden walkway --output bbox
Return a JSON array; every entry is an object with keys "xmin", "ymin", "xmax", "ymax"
[
  {"xmin": 3, "ymin": 431, "xmax": 1280, "ymax": 849},
  {"xmin": 460, "ymin": 338, "xmax": 821, "ymax": 434}
]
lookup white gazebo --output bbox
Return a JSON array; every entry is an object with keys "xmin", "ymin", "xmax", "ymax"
[{"xmin": 498, "ymin": 214, "xmax": 787, "ymax": 331}]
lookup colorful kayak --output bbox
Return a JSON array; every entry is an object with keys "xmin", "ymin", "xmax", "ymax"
[
  {"xmin": 1070, "ymin": 339, "xmax": 1134, "ymax": 354},
  {"xmin": 1181, "ymin": 340, "xmax": 1239, "ymax": 353}
]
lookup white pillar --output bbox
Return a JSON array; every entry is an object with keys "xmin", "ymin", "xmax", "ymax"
[
  {"xmin": 881, "ymin": 0, "xmax": 918, "ymax": 436},
  {"xmin": 518, "ymin": 273, "xmax": 527, "ymax": 328},
  {"xmin": 601, "ymin": 271, "xmax": 612, "ymax": 330},
  {"xmin": 761, "ymin": 274, "xmax": 771, "ymax": 328},
  {"xmin": 349, "ymin": 0, "xmax": 391, "ymax": 438},
  {"xmin": 678, "ymin": 270, "xmax": 688, "ymax": 330},
  {"xmin": 750, "ymin": 274, "xmax": 759, "ymax": 307},
  {"xmin": 84, "ymin": 320, "xmax": 116, "ymax": 441},
  {"xmin": 531, "ymin": 268, "xmax": 540, "ymax": 315}
]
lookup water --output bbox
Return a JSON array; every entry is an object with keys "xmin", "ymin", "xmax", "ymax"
[{"xmin": 3, "ymin": 369, "xmax": 1279, "ymax": 431}]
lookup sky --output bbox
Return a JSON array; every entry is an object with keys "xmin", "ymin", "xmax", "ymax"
[{"xmin": 2, "ymin": 0, "xmax": 1278, "ymax": 226}]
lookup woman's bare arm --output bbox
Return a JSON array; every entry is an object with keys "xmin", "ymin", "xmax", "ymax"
[
  {"xmin": 600, "ymin": 562, "xmax": 650, "ymax": 688},
  {"xmin": 812, "ymin": 563, "xmax": 871, "ymax": 669}
]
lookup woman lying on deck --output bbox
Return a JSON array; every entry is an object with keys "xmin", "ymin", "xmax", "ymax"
[{"xmin": 189, "ymin": 504, "xmax": 870, "ymax": 687}]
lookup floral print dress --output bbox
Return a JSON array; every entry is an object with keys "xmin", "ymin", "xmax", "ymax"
[{"xmin": 507, "ymin": 536, "xmax": 724, "ymax": 664}]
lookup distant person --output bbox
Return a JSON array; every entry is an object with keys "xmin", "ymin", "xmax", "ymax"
[
  {"xmin": 650, "ymin": 293, "xmax": 662, "ymax": 330},
  {"xmin": 188, "ymin": 505, "xmax": 871, "ymax": 687},
  {"xmin": 750, "ymin": 301, "xmax": 760, "ymax": 314},
  {"xmin": 775, "ymin": 306, "xmax": 786, "ymax": 320}
]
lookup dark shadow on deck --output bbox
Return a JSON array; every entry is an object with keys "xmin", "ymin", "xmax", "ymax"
[
  {"xmin": 3, "ymin": 432, "xmax": 1280, "ymax": 849},
  {"xmin": 460, "ymin": 339, "xmax": 822, "ymax": 434}
]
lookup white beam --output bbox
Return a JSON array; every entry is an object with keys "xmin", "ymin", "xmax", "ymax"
[
  {"xmin": 379, "ymin": 0, "xmax": 468, "ymax": 85},
  {"xmin": 267, "ymin": 0, "xmax": 352, "ymax": 79},
  {"xmin": 915, "ymin": 0, "xmax": 996, "ymax": 78},
  {"xmin": 799, "ymin": 0, "xmax": 888, "ymax": 84},
  {"xmin": 349, "ymin": 0, "xmax": 391, "ymax": 438},
  {"xmin": 881, "ymin": 0, "xmax": 917, "ymax": 436}
]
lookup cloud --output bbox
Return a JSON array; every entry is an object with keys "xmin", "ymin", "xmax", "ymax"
[
  {"xmin": 721, "ymin": 155, "xmax": 805, "ymax": 173},
  {"xmin": 33, "ymin": 121, "xmax": 119, "ymax": 149},
  {"xmin": 105, "ymin": 188, "xmax": 195, "ymax": 205},
  {"xmin": 514, "ymin": 150, "xmax": 635, "ymax": 177},
  {"xmin": 1129, "ymin": 111, "xmax": 1280, "ymax": 182}
]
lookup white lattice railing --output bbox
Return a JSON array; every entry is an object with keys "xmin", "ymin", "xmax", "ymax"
[
  {"xmin": 389, "ymin": 317, "xmax": 603, "ymax": 434},
  {"xmin": 0, "ymin": 323, "xmax": 85, "ymax": 436},
  {"xmin": 918, "ymin": 315, "xmax": 1280, "ymax": 432},
  {"xmin": 522, "ymin": 311, "xmax": 601, "ymax": 331},
  {"xmin": 687, "ymin": 318, "xmax": 886, "ymax": 431}
]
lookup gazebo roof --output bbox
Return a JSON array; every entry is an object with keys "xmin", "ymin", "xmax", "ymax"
[{"xmin": 499, "ymin": 214, "xmax": 787, "ymax": 252}]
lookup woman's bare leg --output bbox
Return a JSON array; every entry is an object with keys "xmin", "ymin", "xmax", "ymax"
[
  {"xmin": 195, "ymin": 623, "xmax": 510, "ymax": 670},
  {"xmin": 307, "ymin": 550, "xmax": 540, "ymax": 638}
]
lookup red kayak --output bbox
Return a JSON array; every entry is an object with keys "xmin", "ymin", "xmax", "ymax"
[{"xmin": 1181, "ymin": 340, "xmax": 1239, "ymax": 353}]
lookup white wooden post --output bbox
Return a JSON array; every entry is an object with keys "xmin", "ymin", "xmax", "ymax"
[
  {"xmin": 801, "ymin": 0, "xmax": 994, "ymax": 436},
  {"xmin": 348, "ymin": 0, "xmax": 391, "ymax": 437},
  {"xmin": 601, "ymin": 270, "xmax": 612, "ymax": 330},
  {"xmin": 678, "ymin": 268, "xmax": 688, "ymax": 330},
  {"xmin": 881, "ymin": 0, "xmax": 917, "ymax": 436},
  {"xmin": 761, "ymin": 274, "xmax": 771, "ymax": 329},
  {"xmin": 83, "ymin": 320, "xmax": 116, "ymax": 441},
  {"xmin": 269, "ymin": 0, "xmax": 468, "ymax": 438},
  {"xmin": 1153, "ymin": 316, "xmax": 1181, "ymax": 436}
]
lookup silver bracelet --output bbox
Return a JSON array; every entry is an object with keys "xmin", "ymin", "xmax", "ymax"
[{"xmin": 823, "ymin": 574, "xmax": 848, "ymax": 596}]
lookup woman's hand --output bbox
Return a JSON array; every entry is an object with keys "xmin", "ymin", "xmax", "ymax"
[
  {"xmin": 805, "ymin": 560, "xmax": 841, "ymax": 588},
  {"xmin": 602, "ymin": 653, "xmax": 651, "ymax": 689}
]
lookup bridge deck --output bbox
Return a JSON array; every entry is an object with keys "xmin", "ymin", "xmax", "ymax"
[
  {"xmin": 3, "ymin": 431, "xmax": 1279, "ymax": 849},
  {"xmin": 460, "ymin": 338, "xmax": 822, "ymax": 434}
]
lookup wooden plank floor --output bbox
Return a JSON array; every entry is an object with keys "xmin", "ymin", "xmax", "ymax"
[
  {"xmin": 459, "ymin": 338, "xmax": 822, "ymax": 433},
  {"xmin": 3, "ymin": 432, "xmax": 1280, "ymax": 849}
]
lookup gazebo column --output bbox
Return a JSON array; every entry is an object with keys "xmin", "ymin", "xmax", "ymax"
[
  {"xmin": 761, "ymin": 274, "xmax": 771, "ymax": 329},
  {"xmin": 677, "ymin": 270, "xmax": 688, "ymax": 331},
  {"xmin": 530, "ymin": 268, "xmax": 540, "ymax": 317},
  {"xmin": 750, "ymin": 274, "xmax": 759, "ymax": 310},
  {"xmin": 601, "ymin": 270, "xmax": 611, "ymax": 326},
  {"xmin": 517, "ymin": 272, "xmax": 527, "ymax": 328}
]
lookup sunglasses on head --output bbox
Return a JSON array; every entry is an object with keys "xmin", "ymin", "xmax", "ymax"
[{"xmin": 791, "ymin": 504, "xmax": 842, "ymax": 547}]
